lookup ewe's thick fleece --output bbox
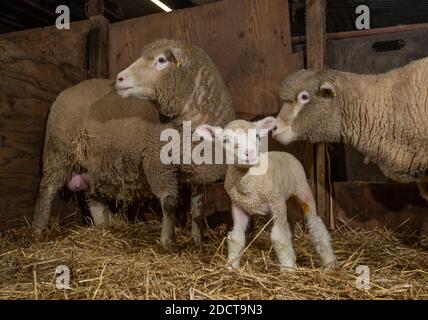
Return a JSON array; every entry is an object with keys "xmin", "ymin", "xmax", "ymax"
[{"xmin": 281, "ymin": 58, "xmax": 428, "ymax": 183}]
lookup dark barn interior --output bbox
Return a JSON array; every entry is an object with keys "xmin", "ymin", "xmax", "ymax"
[{"xmin": 0, "ymin": 0, "xmax": 427, "ymax": 300}]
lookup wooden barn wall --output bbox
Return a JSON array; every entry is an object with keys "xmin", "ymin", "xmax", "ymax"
[
  {"xmin": 108, "ymin": 0, "xmax": 305, "ymax": 223},
  {"xmin": 0, "ymin": 20, "xmax": 92, "ymax": 69},
  {"xmin": 0, "ymin": 41, "xmax": 88, "ymax": 230},
  {"xmin": 326, "ymin": 28, "xmax": 428, "ymax": 236}
]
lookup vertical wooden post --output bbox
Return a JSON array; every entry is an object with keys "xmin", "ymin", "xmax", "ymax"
[
  {"xmin": 306, "ymin": 0, "xmax": 329, "ymax": 222},
  {"xmin": 88, "ymin": 16, "xmax": 109, "ymax": 78},
  {"xmin": 85, "ymin": 0, "xmax": 105, "ymax": 18}
]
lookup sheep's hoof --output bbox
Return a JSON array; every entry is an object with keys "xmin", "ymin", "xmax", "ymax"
[
  {"xmin": 160, "ymin": 235, "xmax": 176, "ymax": 249},
  {"xmin": 280, "ymin": 264, "xmax": 297, "ymax": 272},
  {"xmin": 321, "ymin": 259, "xmax": 337, "ymax": 271},
  {"xmin": 32, "ymin": 228, "xmax": 43, "ymax": 241},
  {"xmin": 191, "ymin": 230, "xmax": 202, "ymax": 244}
]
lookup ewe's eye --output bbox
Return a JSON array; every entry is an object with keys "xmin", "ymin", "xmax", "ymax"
[
  {"xmin": 155, "ymin": 56, "xmax": 169, "ymax": 70},
  {"xmin": 298, "ymin": 91, "xmax": 311, "ymax": 105}
]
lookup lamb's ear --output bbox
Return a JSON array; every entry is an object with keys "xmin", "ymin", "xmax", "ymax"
[
  {"xmin": 195, "ymin": 125, "xmax": 223, "ymax": 142},
  {"xmin": 320, "ymin": 81, "xmax": 337, "ymax": 97},
  {"xmin": 254, "ymin": 117, "xmax": 276, "ymax": 137},
  {"xmin": 169, "ymin": 47, "xmax": 190, "ymax": 67}
]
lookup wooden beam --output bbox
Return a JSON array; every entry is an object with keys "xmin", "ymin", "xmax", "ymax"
[
  {"xmin": 292, "ymin": 22, "xmax": 428, "ymax": 45},
  {"xmin": 306, "ymin": 0, "xmax": 330, "ymax": 224},
  {"xmin": 88, "ymin": 16, "xmax": 109, "ymax": 78},
  {"xmin": 85, "ymin": 0, "xmax": 105, "ymax": 18}
]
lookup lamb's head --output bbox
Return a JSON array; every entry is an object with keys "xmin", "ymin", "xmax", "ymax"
[
  {"xmin": 196, "ymin": 118, "xmax": 276, "ymax": 168},
  {"xmin": 116, "ymin": 39, "xmax": 226, "ymax": 119},
  {"xmin": 272, "ymin": 69, "xmax": 342, "ymax": 145}
]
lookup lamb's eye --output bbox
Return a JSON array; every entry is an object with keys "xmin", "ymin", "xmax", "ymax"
[{"xmin": 158, "ymin": 57, "xmax": 167, "ymax": 64}]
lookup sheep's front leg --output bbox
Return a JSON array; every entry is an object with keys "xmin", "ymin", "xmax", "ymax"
[
  {"xmin": 191, "ymin": 193, "xmax": 204, "ymax": 244},
  {"xmin": 160, "ymin": 195, "xmax": 177, "ymax": 247},
  {"xmin": 143, "ymin": 147, "xmax": 179, "ymax": 248},
  {"xmin": 87, "ymin": 197, "xmax": 112, "ymax": 227},
  {"xmin": 270, "ymin": 201, "xmax": 296, "ymax": 270},
  {"xmin": 227, "ymin": 203, "xmax": 250, "ymax": 269},
  {"xmin": 296, "ymin": 185, "xmax": 336, "ymax": 270}
]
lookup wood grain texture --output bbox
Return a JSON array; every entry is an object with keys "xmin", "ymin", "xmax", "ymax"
[
  {"xmin": 0, "ymin": 41, "xmax": 88, "ymax": 229},
  {"xmin": 0, "ymin": 20, "xmax": 92, "ymax": 69},
  {"xmin": 306, "ymin": 0, "xmax": 328, "ymax": 222},
  {"xmin": 109, "ymin": 0, "xmax": 303, "ymax": 119},
  {"xmin": 88, "ymin": 16, "xmax": 109, "ymax": 78}
]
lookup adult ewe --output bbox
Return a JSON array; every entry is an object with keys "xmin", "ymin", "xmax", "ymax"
[
  {"xmin": 115, "ymin": 39, "xmax": 235, "ymax": 244},
  {"xmin": 32, "ymin": 80, "xmax": 161, "ymax": 234},
  {"xmin": 34, "ymin": 39, "xmax": 235, "ymax": 247},
  {"xmin": 271, "ymin": 58, "xmax": 428, "ymax": 201}
]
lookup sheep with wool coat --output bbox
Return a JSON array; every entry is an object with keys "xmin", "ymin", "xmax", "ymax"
[{"xmin": 272, "ymin": 59, "xmax": 428, "ymax": 202}]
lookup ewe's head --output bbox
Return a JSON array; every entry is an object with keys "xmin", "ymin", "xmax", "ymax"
[
  {"xmin": 196, "ymin": 118, "xmax": 276, "ymax": 168},
  {"xmin": 272, "ymin": 69, "xmax": 342, "ymax": 145},
  {"xmin": 116, "ymin": 39, "xmax": 212, "ymax": 117}
]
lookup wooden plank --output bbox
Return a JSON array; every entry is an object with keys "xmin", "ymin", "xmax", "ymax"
[
  {"xmin": 292, "ymin": 22, "xmax": 428, "ymax": 45},
  {"xmin": 88, "ymin": 16, "xmax": 109, "ymax": 78},
  {"xmin": 0, "ymin": 20, "xmax": 92, "ymax": 69},
  {"xmin": 0, "ymin": 40, "xmax": 88, "ymax": 229},
  {"xmin": 109, "ymin": 0, "xmax": 302, "ymax": 119},
  {"xmin": 306, "ymin": 0, "xmax": 329, "ymax": 223},
  {"xmin": 333, "ymin": 182, "xmax": 428, "ymax": 237}
]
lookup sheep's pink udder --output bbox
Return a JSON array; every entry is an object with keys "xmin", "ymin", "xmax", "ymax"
[{"xmin": 66, "ymin": 172, "xmax": 90, "ymax": 192}]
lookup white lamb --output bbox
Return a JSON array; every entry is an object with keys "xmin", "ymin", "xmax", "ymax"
[{"xmin": 196, "ymin": 118, "xmax": 336, "ymax": 270}]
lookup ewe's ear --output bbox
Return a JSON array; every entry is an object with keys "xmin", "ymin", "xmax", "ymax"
[
  {"xmin": 255, "ymin": 117, "xmax": 276, "ymax": 137},
  {"xmin": 320, "ymin": 81, "xmax": 337, "ymax": 97},
  {"xmin": 195, "ymin": 125, "xmax": 223, "ymax": 142},
  {"xmin": 169, "ymin": 47, "xmax": 190, "ymax": 68}
]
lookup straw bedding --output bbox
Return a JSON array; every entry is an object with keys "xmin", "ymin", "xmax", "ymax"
[{"xmin": 0, "ymin": 215, "xmax": 427, "ymax": 300}]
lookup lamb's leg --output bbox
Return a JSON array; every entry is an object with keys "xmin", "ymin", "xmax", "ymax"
[
  {"xmin": 87, "ymin": 197, "xmax": 112, "ymax": 227},
  {"xmin": 227, "ymin": 203, "xmax": 250, "ymax": 269},
  {"xmin": 417, "ymin": 178, "xmax": 428, "ymax": 204},
  {"xmin": 296, "ymin": 184, "xmax": 336, "ymax": 270},
  {"xmin": 270, "ymin": 201, "xmax": 296, "ymax": 270},
  {"xmin": 191, "ymin": 192, "xmax": 204, "ymax": 244}
]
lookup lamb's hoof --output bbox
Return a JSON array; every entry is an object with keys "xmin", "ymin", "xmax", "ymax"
[
  {"xmin": 280, "ymin": 264, "xmax": 297, "ymax": 272},
  {"xmin": 226, "ymin": 262, "xmax": 240, "ymax": 270},
  {"xmin": 321, "ymin": 259, "xmax": 337, "ymax": 271}
]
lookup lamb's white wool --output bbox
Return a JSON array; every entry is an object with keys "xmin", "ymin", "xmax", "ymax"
[
  {"xmin": 305, "ymin": 214, "xmax": 336, "ymax": 268},
  {"xmin": 227, "ymin": 204, "xmax": 250, "ymax": 269},
  {"xmin": 196, "ymin": 118, "xmax": 336, "ymax": 271},
  {"xmin": 271, "ymin": 217, "xmax": 296, "ymax": 269}
]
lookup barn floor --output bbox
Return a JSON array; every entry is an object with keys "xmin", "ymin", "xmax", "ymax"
[{"xmin": 0, "ymin": 216, "xmax": 427, "ymax": 300}]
